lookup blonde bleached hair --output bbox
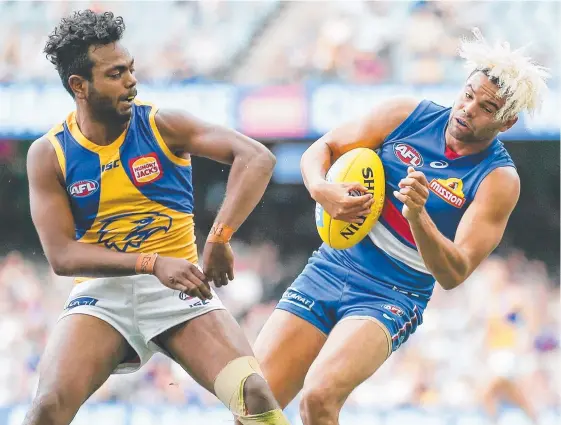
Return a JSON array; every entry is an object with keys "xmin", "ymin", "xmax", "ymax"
[{"xmin": 458, "ymin": 28, "xmax": 550, "ymax": 121}]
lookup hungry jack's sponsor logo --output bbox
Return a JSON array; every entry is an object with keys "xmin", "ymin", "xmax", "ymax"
[{"xmin": 129, "ymin": 153, "xmax": 163, "ymax": 186}]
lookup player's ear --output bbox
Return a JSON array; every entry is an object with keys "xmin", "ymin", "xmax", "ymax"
[
  {"xmin": 68, "ymin": 75, "xmax": 88, "ymax": 100},
  {"xmin": 499, "ymin": 115, "xmax": 518, "ymax": 132}
]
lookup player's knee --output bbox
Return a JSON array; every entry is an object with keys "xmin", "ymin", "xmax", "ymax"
[
  {"xmin": 24, "ymin": 392, "xmax": 76, "ymax": 425},
  {"xmin": 242, "ymin": 374, "xmax": 278, "ymax": 414},
  {"xmin": 216, "ymin": 357, "xmax": 290, "ymax": 424},
  {"xmin": 300, "ymin": 385, "xmax": 340, "ymax": 420},
  {"xmin": 214, "ymin": 356, "xmax": 277, "ymax": 415}
]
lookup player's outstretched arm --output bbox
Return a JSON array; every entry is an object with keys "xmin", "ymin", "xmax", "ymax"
[
  {"xmin": 154, "ymin": 109, "xmax": 276, "ymax": 286},
  {"xmin": 27, "ymin": 138, "xmax": 213, "ymax": 300},
  {"xmin": 155, "ymin": 109, "xmax": 276, "ymax": 230},
  {"xmin": 398, "ymin": 166, "xmax": 520, "ymax": 290},
  {"xmin": 301, "ymin": 97, "xmax": 419, "ymax": 223}
]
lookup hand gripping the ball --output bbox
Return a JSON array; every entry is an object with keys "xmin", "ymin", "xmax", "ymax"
[
  {"xmin": 393, "ymin": 167, "xmax": 430, "ymax": 222},
  {"xmin": 312, "ymin": 181, "xmax": 374, "ymax": 224}
]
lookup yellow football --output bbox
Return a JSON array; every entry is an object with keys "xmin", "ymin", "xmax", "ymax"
[{"xmin": 315, "ymin": 148, "xmax": 385, "ymax": 250}]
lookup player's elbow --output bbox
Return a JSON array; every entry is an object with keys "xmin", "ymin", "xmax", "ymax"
[
  {"xmin": 50, "ymin": 257, "xmax": 72, "ymax": 276},
  {"xmin": 260, "ymin": 147, "xmax": 277, "ymax": 170},
  {"xmin": 437, "ymin": 251, "xmax": 472, "ymax": 290},
  {"xmin": 47, "ymin": 247, "xmax": 75, "ymax": 276},
  {"xmin": 300, "ymin": 147, "xmax": 312, "ymax": 174},
  {"xmin": 438, "ymin": 278, "xmax": 464, "ymax": 291},
  {"xmin": 300, "ymin": 140, "xmax": 328, "ymax": 178},
  {"xmin": 437, "ymin": 267, "xmax": 470, "ymax": 291},
  {"xmin": 248, "ymin": 146, "xmax": 276, "ymax": 173}
]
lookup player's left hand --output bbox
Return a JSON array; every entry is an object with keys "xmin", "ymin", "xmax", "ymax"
[
  {"xmin": 202, "ymin": 241, "xmax": 235, "ymax": 288},
  {"xmin": 393, "ymin": 166, "xmax": 430, "ymax": 222}
]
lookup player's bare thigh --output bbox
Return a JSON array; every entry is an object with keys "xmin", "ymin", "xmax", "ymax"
[
  {"xmin": 37, "ymin": 314, "xmax": 133, "ymax": 394},
  {"xmin": 253, "ymin": 309, "xmax": 327, "ymax": 409},
  {"xmin": 24, "ymin": 314, "xmax": 132, "ymax": 424},
  {"xmin": 300, "ymin": 317, "xmax": 391, "ymax": 419},
  {"xmin": 155, "ymin": 309, "xmax": 258, "ymax": 392}
]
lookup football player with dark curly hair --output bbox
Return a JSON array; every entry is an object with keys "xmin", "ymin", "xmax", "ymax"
[{"xmin": 24, "ymin": 10, "xmax": 289, "ymax": 425}]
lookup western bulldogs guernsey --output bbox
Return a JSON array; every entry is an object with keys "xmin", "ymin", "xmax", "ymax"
[
  {"xmin": 277, "ymin": 100, "xmax": 515, "ymax": 352},
  {"xmin": 45, "ymin": 101, "xmax": 198, "ymax": 281}
]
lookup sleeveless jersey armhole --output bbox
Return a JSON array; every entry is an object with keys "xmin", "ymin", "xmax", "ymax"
[
  {"xmin": 146, "ymin": 104, "xmax": 192, "ymax": 167},
  {"xmin": 382, "ymin": 99, "xmax": 431, "ymax": 145},
  {"xmin": 471, "ymin": 162, "xmax": 517, "ymax": 199},
  {"xmin": 46, "ymin": 125, "xmax": 67, "ymax": 181}
]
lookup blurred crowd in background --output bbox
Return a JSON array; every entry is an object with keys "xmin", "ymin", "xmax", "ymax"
[
  {"xmin": 0, "ymin": 0, "xmax": 558, "ymax": 85},
  {"xmin": 0, "ymin": 247, "xmax": 558, "ymax": 412}
]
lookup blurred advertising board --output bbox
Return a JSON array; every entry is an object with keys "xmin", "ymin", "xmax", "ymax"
[{"xmin": 0, "ymin": 83, "xmax": 557, "ymax": 141}]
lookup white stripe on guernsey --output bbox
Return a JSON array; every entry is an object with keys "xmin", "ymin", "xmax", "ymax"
[{"xmin": 368, "ymin": 222, "xmax": 430, "ymax": 274}]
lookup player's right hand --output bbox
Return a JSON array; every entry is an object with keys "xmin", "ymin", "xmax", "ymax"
[
  {"xmin": 152, "ymin": 256, "xmax": 213, "ymax": 301},
  {"xmin": 311, "ymin": 181, "xmax": 374, "ymax": 223}
]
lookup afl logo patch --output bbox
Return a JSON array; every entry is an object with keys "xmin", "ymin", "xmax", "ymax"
[
  {"xmin": 393, "ymin": 143, "xmax": 423, "ymax": 167},
  {"xmin": 129, "ymin": 153, "xmax": 163, "ymax": 186},
  {"xmin": 382, "ymin": 304, "xmax": 405, "ymax": 317},
  {"xmin": 68, "ymin": 179, "xmax": 99, "ymax": 198}
]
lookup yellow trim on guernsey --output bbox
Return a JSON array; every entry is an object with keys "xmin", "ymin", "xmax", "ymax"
[
  {"xmin": 46, "ymin": 123, "xmax": 67, "ymax": 179},
  {"xmin": 65, "ymin": 111, "xmax": 128, "ymax": 153},
  {"xmin": 139, "ymin": 101, "xmax": 192, "ymax": 167}
]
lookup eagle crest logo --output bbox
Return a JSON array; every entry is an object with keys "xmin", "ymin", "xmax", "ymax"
[{"xmin": 97, "ymin": 212, "xmax": 172, "ymax": 252}]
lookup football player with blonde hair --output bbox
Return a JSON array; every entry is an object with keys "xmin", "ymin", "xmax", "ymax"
[{"xmin": 240, "ymin": 29, "xmax": 550, "ymax": 425}]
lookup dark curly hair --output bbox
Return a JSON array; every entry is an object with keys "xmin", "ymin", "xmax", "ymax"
[{"xmin": 44, "ymin": 10, "xmax": 125, "ymax": 97}]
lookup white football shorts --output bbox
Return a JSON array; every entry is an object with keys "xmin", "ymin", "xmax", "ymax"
[{"xmin": 58, "ymin": 273, "xmax": 225, "ymax": 373}]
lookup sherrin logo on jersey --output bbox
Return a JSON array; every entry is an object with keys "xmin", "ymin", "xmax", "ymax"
[
  {"xmin": 429, "ymin": 177, "xmax": 466, "ymax": 208},
  {"xmin": 129, "ymin": 153, "xmax": 163, "ymax": 186},
  {"xmin": 393, "ymin": 143, "xmax": 423, "ymax": 167},
  {"xmin": 68, "ymin": 180, "xmax": 99, "ymax": 198}
]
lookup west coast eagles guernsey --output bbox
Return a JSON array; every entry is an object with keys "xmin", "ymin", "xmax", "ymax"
[
  {"xmin": 45, "ymin": 101, "xmax": 197, "ymax": 277},
  {"xmin": 319, "ymin": 100, "xmax": 515, "ymax": 302}
]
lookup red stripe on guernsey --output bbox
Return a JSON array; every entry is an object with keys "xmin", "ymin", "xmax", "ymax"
[{"xmin": 381, "ymin": 199, "xmax": 416, "ymax": 246}]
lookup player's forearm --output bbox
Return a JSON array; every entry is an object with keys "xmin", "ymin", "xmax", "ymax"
[
  {"xmin": 47, "ymin": 240, "xmax": 139, "ymax": 277},
  {"xmin": 212, "ymin": 149, "xmax": 276, "ymax": 231},
  {"xmin": 301, "ymin": 141, "xmax": 332, "ymax": 200},
  {"xmin": 408, "ymin": 210, "xmax": 470, "ymax": 290}
]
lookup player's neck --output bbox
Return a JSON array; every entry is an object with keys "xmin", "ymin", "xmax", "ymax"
[
  {"xmin": 75, "ymin": 108, "xmax": 129, "ymax": 146},
  {"xmin": 444, "ymin": 131, "xmax": 494, "ymax": 156}
]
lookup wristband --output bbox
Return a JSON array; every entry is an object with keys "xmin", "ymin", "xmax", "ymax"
[
  {"xmin": 207, "ymin": 223, "xmax": 235, "ymax": 243},
  {"xmin": 135, "ymin": 253, "xmax": 158, "ymax": 274}
]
